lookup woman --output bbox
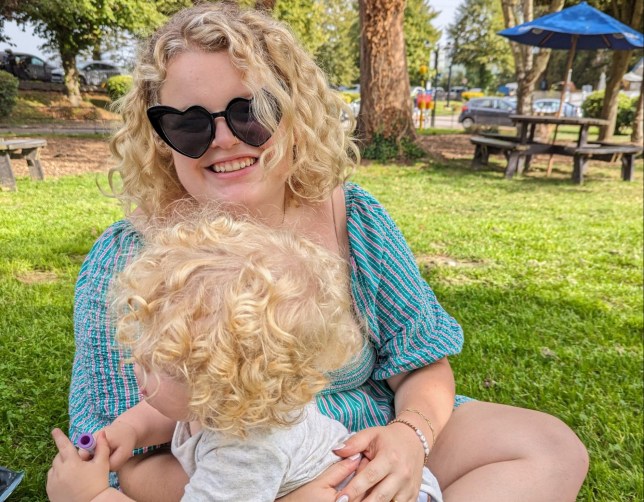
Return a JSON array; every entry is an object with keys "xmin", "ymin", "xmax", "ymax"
[{"xmin": 69, "ymin": 3, "xmax": 588, "ymax": 501}]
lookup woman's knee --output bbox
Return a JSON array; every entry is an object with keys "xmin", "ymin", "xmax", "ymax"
[{"xmin": 529, "ymin": 412, "xmax": 589, "ymax": 487}]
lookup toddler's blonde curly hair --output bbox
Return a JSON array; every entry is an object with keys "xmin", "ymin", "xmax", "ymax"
[
  {"xmin": 110, "ymin": 1, "xmax": 359, "ymax": 217},
  {"xmin": 114, "ymin": 213, "xmax": 363, "ymax": 437}
]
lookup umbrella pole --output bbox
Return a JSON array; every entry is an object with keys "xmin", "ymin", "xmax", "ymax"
[{"xmin": 547, "ymin": 35, "xmax": 578, "ymax": 176}]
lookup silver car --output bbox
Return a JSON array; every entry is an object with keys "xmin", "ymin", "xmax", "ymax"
[{"xmin": 51, "ymin": 60, "xmax": 123, "ymax": 85}]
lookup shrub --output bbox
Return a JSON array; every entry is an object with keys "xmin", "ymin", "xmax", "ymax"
[
  {"xmin": 461, "ymin": 90, "xmax": 484, "ymax": 102},
  {"xmin": 105, "ymin": 75, "xmax": 133, "ymax": 102},
  {"xmin": 0, "ymin": 70, "xmax": 19, "ymax": 117},
  {"xmin": 340, "ymin": 91, "xmax": 360, "ymax": 103},
  {"xmin": 362, "ymin": 133, "xmax": 426, "ymax": 162},
  {"xmin": 581, "ymin": 90, "xmax": 636, "ymax": 135}
]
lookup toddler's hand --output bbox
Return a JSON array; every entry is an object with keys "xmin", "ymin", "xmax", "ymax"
[{"xmin": 47, "ymin": 429, "xmax": 111, "ymax": 502}]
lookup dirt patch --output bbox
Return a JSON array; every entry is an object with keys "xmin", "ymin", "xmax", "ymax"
[
  {"xmin": 10, "ymin": 136, "xmax": 114, "ymax": 178},
  {"xmin": 416, "ymin": 134, "xmax": 474, "ymax": 162},
  {"xmin": 417, "ymin": 254, "xmax": 487, "ymax": 268},
  {"xmin": 15, "ymin": 270, "xmax": 58, "ymax": 284}
]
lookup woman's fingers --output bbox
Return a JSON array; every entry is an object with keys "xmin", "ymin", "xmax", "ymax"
[
  {"xmin": 333, "ymin": 428, "xmax": 381, "ymax": 458},
  {"xmin": 320, "ymin": 454, "xmax": 362, "ymax": 487}
]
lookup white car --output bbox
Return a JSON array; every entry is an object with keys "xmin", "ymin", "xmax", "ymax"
[{"xmin": 51, "ymin": 60, "xmax": 123, "ymax": 85}]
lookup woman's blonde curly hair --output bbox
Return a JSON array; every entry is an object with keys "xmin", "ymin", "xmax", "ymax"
[
  {"xmin": 110, "ymin": 1, "xmax": 359, "ymax": 217},
  {"xmin": 114, "ymin": 213, "xmax": 363, "ymax": 437}
]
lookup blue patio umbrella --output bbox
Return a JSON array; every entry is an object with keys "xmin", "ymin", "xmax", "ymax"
[
  {"xmin": 498, "ymin": 2, "xmax": 644, "ymax": 51},
  {"xmin": 499, "ymin": 1, "xmax": 643, "ymax": 119}
]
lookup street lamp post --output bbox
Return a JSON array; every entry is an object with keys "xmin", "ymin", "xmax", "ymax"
[
  {"xmin": 430, "ymin": 45, "xmax": 439, "ymax": 128},
  {"xmin": 445, "ymin": 43, "xmax": 454, "ymax": 109}
]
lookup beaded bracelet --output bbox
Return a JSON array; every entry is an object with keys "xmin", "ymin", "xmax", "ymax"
[
  {"xmin": 402, "ymin": 408, "xmax": 437, "ymax": 448},
  {"xmin": 387, "ymin": 418, "xmax": 430, "ymax": 465}
]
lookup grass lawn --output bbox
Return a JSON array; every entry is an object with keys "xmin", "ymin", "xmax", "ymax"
[{"xmin": 1, "ymin": 158, "xmax": 642, "ymax": 500}]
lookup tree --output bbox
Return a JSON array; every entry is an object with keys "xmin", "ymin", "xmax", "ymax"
[
  {"xmin": 631, "ymin": 78, "xmax": 643, "ymax": 144},
  {"xmin": 357, "ymin": 0, "xmax": 415, "ymax": 148},
  {"xmin": 7, "ymin": 1, "xmax": 182, "ymax": 105},
  {"xmin": 501, "ymin": 0, "xmax": 564, "ymax": 114},
  {"xmin": 449, "ymin": 0, "xmax": 514, "ymax": 91},
  {"xmin": 598, "ymin": 0, "xmax": 643, "ymax": 141}
]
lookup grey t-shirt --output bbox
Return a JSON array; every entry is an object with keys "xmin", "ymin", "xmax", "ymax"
[
  {"xmin": 172, "ymin": 403, "xmax": 444, "ymax": 502},
  {"xmin": 172, "ymin": 403, "xmax": 349, "ymax": 501}
]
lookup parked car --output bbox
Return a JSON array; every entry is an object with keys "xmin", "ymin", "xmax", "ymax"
[
  {"xmin": 458, "ymin": 97, "xmax": 516, "ymax": 128},
  {"xmin": 533, "ymin": 98, "xmax": 582, "ymax": 117},
  {"xmin": 51, "ymin": 60, "xmax": 123, "ymax": 86},
  {"xmin": 0, "ymin": 50, "xmax": 56, "ymax": 81}
]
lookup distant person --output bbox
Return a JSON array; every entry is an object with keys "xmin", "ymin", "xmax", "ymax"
[
  {"xmin": 48, "ymin": 215, "xmax": 443, "ymax": 502},
  {"xmin": 67, "ymin": 3, "xmax": 588, "ymax": 501}
]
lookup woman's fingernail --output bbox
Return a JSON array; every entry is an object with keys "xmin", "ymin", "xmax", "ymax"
[
  {"xmin": 336, "ymin": 496, "xmax": 349, "ymax": 502},
  {"xmin": 349, "ymin": 453, "xmax": 361, "ymax": 461},
  {"xmin": 332, "ymin": 442, "xmax": 346, "ymax": 450}
]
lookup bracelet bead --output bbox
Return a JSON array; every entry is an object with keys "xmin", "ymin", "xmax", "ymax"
[
  {"xmin": 401, "ymin": 407, "xmax": 437, "ymax": 447},
  {"xmin": 387, "ymin": 418, "xmax": 430, "ymax": 465}
]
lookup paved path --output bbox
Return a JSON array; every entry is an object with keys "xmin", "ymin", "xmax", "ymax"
[
  {"xmin": 0, "ymin": 121, "xmax": 119, "ymax": 135},
  {"xmin": 2, "ymin": 116, "xmax": 463, "ymax": 135}
]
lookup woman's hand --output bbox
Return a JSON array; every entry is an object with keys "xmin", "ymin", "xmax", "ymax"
[
  {"xmin": 276, "ymin": 454, "xmax": 365, "ymax": 502},
  {"xmin": 47, "ymin": 429, "xmax": 112, "ymax": 502},
  {"xmin": 332, "ymin": 424, "xmax": 426, "ymax": 502}
]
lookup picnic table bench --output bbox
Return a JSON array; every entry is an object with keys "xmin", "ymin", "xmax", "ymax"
[
  {"xmin": 470, "ymin": 135, "xmax": 530, "ymax": 178},
  {"xmin": 563, "ymin": 142, "xmax": 643, "ymax": 184},
  {"xmin": 0, "ymin": 138, "xmax": 47, "ymax": 191}
]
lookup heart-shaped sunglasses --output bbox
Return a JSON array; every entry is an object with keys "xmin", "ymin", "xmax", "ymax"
[{"xmin": 147, "ymin": 97, "xmax": 279, "ymax": 159}]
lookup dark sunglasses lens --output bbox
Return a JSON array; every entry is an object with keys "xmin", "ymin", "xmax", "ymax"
[
  {"xmin": 228, "ymin": 99, "xmax": 272, "ymax": 147},
  {"xmin": 158, "ymin": 108, "xmax": 212, "ymax": 157}
]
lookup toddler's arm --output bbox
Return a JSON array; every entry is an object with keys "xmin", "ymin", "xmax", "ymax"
[{"xmin": 92, "ymin": 401, "xmax": 177, "ymax": 471}]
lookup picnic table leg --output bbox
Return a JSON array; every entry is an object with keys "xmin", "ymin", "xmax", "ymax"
[
  {"xmin": 572, "ymin": 154, "xmax": 586, "ymax": 184},
  {"xmin": 472, "ymin": 144, "xmax": 489, "ymax": 169},
  {"xmin": 621, "ymin": 154, "xmax": 634, "ymax": 181},
  {"xmin": 505, "ymin": 152, "xmax": 521, "ymax": 179},
  {"xmin": 0, "ymin": 152, "xmax": 17, "ymax": 191},
  {"xmin": 23, "ymin": 148, "xmax": 45, "ymax": 181}
]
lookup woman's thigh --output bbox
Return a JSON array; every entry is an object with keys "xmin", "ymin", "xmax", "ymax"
[{"xmin": 427, "ymin": 401, "xmax": 588, "ymax": 500}]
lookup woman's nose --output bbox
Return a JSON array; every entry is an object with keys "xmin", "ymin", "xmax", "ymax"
[{"xmin": 210, "ymin": 117, "xmax": 239, "ymax": 149}]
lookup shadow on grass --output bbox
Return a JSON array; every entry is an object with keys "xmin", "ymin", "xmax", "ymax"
[{"xmin": 417, "ymin": 155, "xmax": 643, "ymax": 192}]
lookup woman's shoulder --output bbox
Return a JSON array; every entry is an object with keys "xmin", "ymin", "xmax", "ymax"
[
  {"xmin": 76, "ymin": 219, "xmax": 144, "ymax": 290},
  {"xmin": 343, "ymin": 182, "xmax": 398, "ymax": 244},
  {"xmin": 87, "ymin": 219, "xmax": 144, "ymax": 260}
]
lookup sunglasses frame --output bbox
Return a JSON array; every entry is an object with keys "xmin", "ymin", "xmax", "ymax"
[{"xmin": 147, "ymin": 97, "xmax": 273, "ymax": 159}]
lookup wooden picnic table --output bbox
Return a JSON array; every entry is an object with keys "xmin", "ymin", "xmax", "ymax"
[
  {"xmin": 0, "ymin": 138, "xmax": 47, "ymax": 191},
  {"xmin": 470, "ymin": 115, "xmax": 641, "ymax": 184}
]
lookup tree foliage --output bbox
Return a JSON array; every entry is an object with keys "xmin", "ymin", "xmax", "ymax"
[
  {"xmin": 313, "ymin": 0, "xmax": 359, "ymax": 87},
  {"xmin": 448, "ymin": 0, "xmax": 513, "ymax": 90},
  {"xmin": 274, "ymin": 0, "xmax": 359, "ymax": 87},
  {"xmin": 403, "ymin": 0, "xmax": 440, "ymax": 87}
]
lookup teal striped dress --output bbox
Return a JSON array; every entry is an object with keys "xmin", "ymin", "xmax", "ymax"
[{"xmin": 69, "ymin": 183, "xmax": 467, "ymax": 441}]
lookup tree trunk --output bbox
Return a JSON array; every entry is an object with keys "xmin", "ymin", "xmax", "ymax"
[
  {"xmin": 600, "ymin": 0, "xmax": 643, "ymax": 141},
  {"xmin": 254, "ymin": 0, "xmax": 276, "ymax": 12},
  {"xmin": 599, "ymin": 50, "xmax": 631, "ymax": 141},
  {"xmin": 631, "ymin": 78, "xmax": 643, "ymax": 144},
  {"xmin": 60, "ymin": 49, "xmax": 81, "ymax": 107},
  {"xmin": 501, "ymin": 0, "xmax": 563, "ymax": 115},
  {"xmin": 357, "ymin": 0, "xmax": 415, "ymax": 145}
]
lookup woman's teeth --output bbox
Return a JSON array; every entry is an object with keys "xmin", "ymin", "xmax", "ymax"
[{"xmin": 210, "ymin": 157, "xmax": 256, "ymax": 173}]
